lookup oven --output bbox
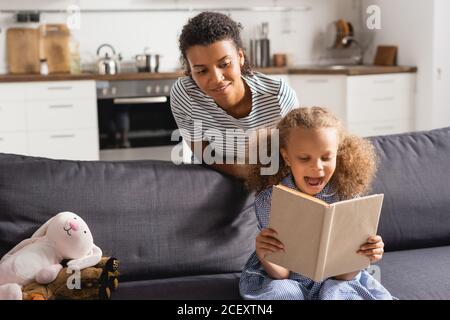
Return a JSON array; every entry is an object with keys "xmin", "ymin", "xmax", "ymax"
[{"xmin": 96, "ymin": 79, "xmax": 178, "ymax": 153}]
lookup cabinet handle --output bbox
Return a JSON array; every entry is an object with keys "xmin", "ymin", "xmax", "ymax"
[
  {"xmin": 49, "ymin": 104, "xmax": 74, "ymax": 109},
  {"xmin": 306, "ymin": 79, "xmax": 329, "ymax": 83},
  {"xmin": 373, "ymin": 125, "xmax": 395, "ymax": 131},
  {"xmin": 47, "ymin": 86, "xmax": 73, "ymax": 91},
  {"xmin": 372, "ymin": 96, "xmax": 395, "ymax": 102},
  {"xmin": 50, "ymin": 134, "xmax": 76, "ymax": 139},
  {"xmin": 113, "ymin": 97, "xmax": 168, "ymax": 104},
  {"xmin": 373, "ymin": 79, "xmax": 395, "ymax": 84}
]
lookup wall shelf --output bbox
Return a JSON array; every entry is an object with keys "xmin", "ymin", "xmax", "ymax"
[{"xmin": 0, "ymin": 6, "xmax": 312, "ymax": 14}]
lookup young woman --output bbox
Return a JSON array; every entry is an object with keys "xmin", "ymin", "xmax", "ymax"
[{"xmin": 170, "ymin": 12, "xmax": 298, "ymax": 179}]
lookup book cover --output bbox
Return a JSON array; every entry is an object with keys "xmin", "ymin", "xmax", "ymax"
[{"xmin": 266, "ymin": 184, "xmax": 383, "ymax": 282}]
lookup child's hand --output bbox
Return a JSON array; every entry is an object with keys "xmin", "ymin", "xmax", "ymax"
[
  {"xmin": 255, "ymin": 228, "xmax": 285, "ymax": 261},
  {"xmin": 358, "ymin": 235, "xmax": 384, "ymax": 263}
]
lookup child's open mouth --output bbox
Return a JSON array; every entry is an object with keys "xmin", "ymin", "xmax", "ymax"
[{"xmin": 304, "ymin": 177, "xmax": 324, "ymax": 189}]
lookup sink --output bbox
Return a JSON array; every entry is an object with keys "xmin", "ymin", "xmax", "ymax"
[{"xmin": 323, "ymin": 64, "xmax": 376, "ymax": 70}]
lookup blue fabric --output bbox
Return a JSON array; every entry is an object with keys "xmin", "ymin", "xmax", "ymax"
[{"xmin": 239, "ymin": 174, "xmax": 394, "ymax": 300}]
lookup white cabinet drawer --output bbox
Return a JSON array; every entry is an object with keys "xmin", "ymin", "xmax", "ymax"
[
  {"xmin": 0, "ymin": 83, "xmax": 25, "ymax": 101},
  {"xmin": 0, "ymin": 101, "xmax": 27, "ymax": 131},
  {"xmin": 347, "ymin": 92, "xmax": 413, "ymax": 123},
  {"xmin": 347, "ymin": 119, "xmax": 412, "ymax": 137},
  {"xmin": 25, "ymin": 80, "xmax": 96, "ymax": 101},
  {"xmin": 348, "ymin": 74, "xmax": 415, "ymax": 95},
  {"xmin": 26, "ymin": 99, "xmax": 97, "ymax": 131},
  {"xmin": 0, "ymin": 132, "xmax": 28, "ymax": 155},
  {"xmin": 28, "ymin": 129, "xmax": 99, "ymax": 160},
  {"xmin": 289, "ymin": 75, "xmax": 347, "ymax": 120}
]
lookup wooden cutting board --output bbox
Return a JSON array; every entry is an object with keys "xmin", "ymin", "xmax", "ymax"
[
  {"xmin": 39, "ymin": 24, "xmax": 71, "ymax": 73},
  {"xmin": 7, "ymin": 28, "xmax": 40, "ymax": 74}
]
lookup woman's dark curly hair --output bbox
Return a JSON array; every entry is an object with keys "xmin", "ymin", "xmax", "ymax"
[{"xmin": 178, "ymin": 11, "xmax": 252, "ymax": 76}]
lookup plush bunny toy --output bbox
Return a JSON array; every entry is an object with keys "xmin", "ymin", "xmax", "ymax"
[{"xmin": 0, "ymin": 211, "xmax": 102, "ymax": 300}]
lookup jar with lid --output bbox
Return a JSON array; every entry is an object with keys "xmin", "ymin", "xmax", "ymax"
[{"xmin": 40, "ymin": 59, "xmax": 49, "ymax": 75}]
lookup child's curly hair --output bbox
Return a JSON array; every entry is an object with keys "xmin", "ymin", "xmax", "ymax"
[
  {"xmin": 178, "ymin": 11, "xmax": 252, "ymax": 76},
  {"xmin": 246, "ymin": 107, "xmax": 378, "ymax": 199}
]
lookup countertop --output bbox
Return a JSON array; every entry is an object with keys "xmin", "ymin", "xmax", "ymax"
[{"xmin": 0, "ymin": 65, "xmax": 417, "ymax": 83}]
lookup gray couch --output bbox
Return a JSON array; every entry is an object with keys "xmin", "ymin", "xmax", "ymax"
[{"xmin": 1, "ymin": 126, "xmax": 449, "ymax": 300}]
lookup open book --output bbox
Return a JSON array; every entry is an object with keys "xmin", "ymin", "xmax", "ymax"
[{"xmin": 266, "ymin": 184, "xmax": 383, "ymax": 282}]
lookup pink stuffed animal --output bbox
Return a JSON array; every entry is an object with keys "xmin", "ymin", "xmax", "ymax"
[{"xmin": 0, "ymin": 212, "xmax": 102, "ymax": 300}]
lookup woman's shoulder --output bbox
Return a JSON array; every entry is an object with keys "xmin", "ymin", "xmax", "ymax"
[
  {"xmin": 171, "ymin": 76, "xmax": 211, "ymax": 110},
  {"xmin": 172, "ymin": 76, "xmax": 198, "ymax": 94},
  {"xmin": 244, "ymin": 72, "xmax": 283, "ymax": 96}
]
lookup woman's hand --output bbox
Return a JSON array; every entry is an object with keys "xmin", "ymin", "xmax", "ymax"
[
  {"xmin": 358, "ymin": 235, "xmax": 384, "ymax": 264},
  {"xmin": 255, "ymin": 228, "xmax": 285, "ymax": 261}
]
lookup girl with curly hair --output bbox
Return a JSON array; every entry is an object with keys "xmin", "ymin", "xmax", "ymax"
[
  {"xmin": 170, "ymin": 12, "xmax": 298, "ymax": 178},
  {"xmin": 240, "ymin": 107, "xmax": 394, "ymax": 300}
]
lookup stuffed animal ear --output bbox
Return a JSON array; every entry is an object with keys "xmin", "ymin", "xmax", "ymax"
[{"xmin": 31, "ymin": 216, "xmax": 55, "ymax": 238}]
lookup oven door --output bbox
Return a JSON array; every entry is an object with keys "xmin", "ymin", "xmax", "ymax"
[{"xmin": 98, "ymin": 95, "xmax": 178, "ymax": 149}]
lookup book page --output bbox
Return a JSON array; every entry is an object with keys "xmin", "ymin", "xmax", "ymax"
[
  {"xmin": 266, "ymin": 185, "xmax": 327, "ymax": 280},
  {"xmin": 322, "ymin": 194, "xmax": 384, "ymax": 279}
]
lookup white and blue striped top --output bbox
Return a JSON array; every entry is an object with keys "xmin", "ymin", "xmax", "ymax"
[{"xmin": 170, "ymin": 72, "xmax": 298, "ymax": 158}]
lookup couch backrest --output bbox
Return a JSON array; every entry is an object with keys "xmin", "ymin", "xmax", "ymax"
[
  {"xmin": 370, "ymin": 127, "xmax": 450, "ymax": 251},
  {"xmin": 0, "ymin": 155, "xmax": 258, "ymax": 281}
]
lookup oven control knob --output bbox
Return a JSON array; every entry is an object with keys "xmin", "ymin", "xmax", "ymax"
[
  {"xmin": 146, "ymin": 85, "xmax": 152, "ymax": 94},
  {"xmin": 163, "ymin": 85, "xmax": 170, "ymax": 93},
  {"xmin": 155, "ymin": 85, "xmax": 161, "ymax": 93},
  {"xmin": 111, "ymin": 87, "xmax": 117, "ymax": 95}
]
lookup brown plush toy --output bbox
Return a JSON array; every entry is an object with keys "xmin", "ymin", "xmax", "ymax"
[{"xmin": 22, "ymin": 257, "xmax": 119, "ymax": 300}]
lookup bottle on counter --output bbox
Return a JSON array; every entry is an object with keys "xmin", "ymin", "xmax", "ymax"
[
  {"xmin": 40, "ymin": 59, "xmax": 49, "ymax": 75},
  {"xmin": 69, "ymin": 35, "xmax": 81, "ymax": 74}
]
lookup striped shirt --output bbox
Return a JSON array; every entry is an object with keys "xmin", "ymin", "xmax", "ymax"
[{"xmin": 170, "ymin": 72, "xmax": 298, "ymax": 159}]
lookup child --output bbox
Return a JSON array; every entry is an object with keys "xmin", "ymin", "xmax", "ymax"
[{"xmin": 239, "ymin": 107, "xmax": 394, "ymax": 300}]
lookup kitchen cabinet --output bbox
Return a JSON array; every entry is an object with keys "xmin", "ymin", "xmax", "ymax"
[
  {"xmin": 289, "ymin": 73, "xmax": 416, "ymax": 137},
  {"xmin": 289, "ymin": 75, "xmax": 347, "ymax": 121},
  {"xmin": 0, "ymin": 80, "xmax": 99, "ymax": 160}
]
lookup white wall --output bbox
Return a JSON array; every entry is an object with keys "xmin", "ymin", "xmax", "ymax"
[
  {"xmin": 362, "ymin": 0, "xmax": 450, "ymax": 131},
  {"xmin": 0, "ymin": 0, "xmax": 358, "ymax": 73},
  {"xmin": 432, "ymin": 0, "xmax": 450, "ymax": 129}
]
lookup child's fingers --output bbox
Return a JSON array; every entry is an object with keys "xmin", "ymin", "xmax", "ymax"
[
  {"xmin": 359, "ymin": 241, "xmax": 384, "ymax": 251},
  {"xmin": 260, "ymin": 228, "xmax": 278, "ymax": 238},
  {"xmin": 367, "ymin": 235, "xmax": 382, "ymax": 243},
  {"xmin": 256, "ymin": 235, "xmax": 284, "ymax": 249},
  {"xmin": 358, "ymin": 247, "xmax": 384, "ymax": 256},
  {"xmin": 258, "ymin": 229, "xmax": 284, "ymax": 249},
  {"xmin": 258, "ymin": 243, "xmax": 285, "ymax": 254}
]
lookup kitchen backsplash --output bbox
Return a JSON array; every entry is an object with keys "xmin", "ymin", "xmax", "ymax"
[{"xmin": 0, "ymin": 0, "xmax": 361, "ymax": 73}]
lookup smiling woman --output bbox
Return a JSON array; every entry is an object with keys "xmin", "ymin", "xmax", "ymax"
[{"xmin": 170, "ymin": 11, "xmax": 299, "ymax": 179}]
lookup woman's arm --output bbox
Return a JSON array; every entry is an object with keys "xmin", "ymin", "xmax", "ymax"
[{"xmin": 189, "ymin": 141, "xmax": 251, "ymax": 179}]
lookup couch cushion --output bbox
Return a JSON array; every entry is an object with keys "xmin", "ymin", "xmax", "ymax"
[
  {"xmin": 370, "ymin": 127, "xmax": 450, "ymax": 251},
  {"xmin": 0, "ymin": 153, "xmax": 258, "ymax": 281},
  {"xmin": 376, "ymin": 245, "xmax": 450, "ymax": 299},
  {"xmin": 112, "ymin": 273, "xmax": 241, "ymax": 300}
]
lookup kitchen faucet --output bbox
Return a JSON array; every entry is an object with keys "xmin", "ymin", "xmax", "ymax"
[{"xmin": 342, "ymin": 36, "xmax": 364, "ymax": 65}]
